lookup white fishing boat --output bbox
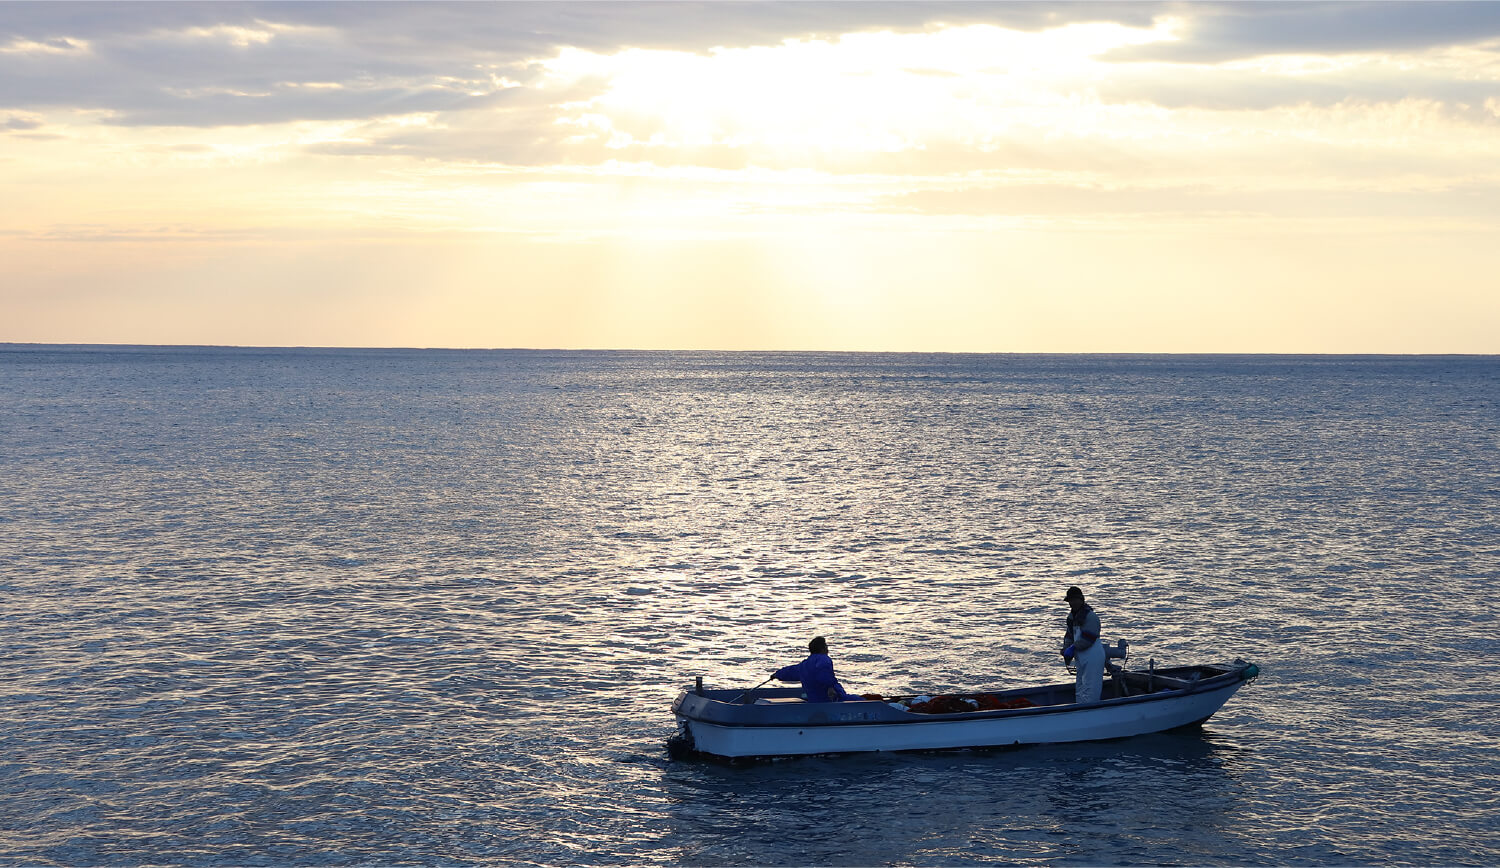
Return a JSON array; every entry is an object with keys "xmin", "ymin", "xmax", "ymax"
[{"xmin": 667, "ymin": 652, "xmax": 1259, "ymax": 761}]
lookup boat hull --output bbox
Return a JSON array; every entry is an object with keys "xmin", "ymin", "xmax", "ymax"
[{"xmin": 671, "ymin": 661, "xmax": 1257, "ymax": 760}]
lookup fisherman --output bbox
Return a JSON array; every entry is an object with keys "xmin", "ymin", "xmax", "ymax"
[
  {"xmin": 1061, "ymin": 586, "xmax": 1106, "ymax": 704},
  {"xmin": 771, "ymin": 636, "xmax": 859, "ymax": 702}
]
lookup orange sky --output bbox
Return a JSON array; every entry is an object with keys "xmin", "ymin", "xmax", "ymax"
[{"xmin": 3, "ymin": 2, "xmax": 1499, "ymax": 351}]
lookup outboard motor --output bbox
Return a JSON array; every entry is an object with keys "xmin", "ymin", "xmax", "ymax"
[
  {"xmin": 1105, "ymin": 639, "xmax": 1131, "ymax": 697},
  {"xmin": 666, "ymin": 721, "xmax": 696, "ymax": 759},
  {"xmin": 1065, "ymin": 640, "xmax": 1128, "ymax": 675}
]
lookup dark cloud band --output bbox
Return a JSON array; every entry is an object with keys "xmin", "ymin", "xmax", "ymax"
[{"xmin": 3, "ymin": 2, "xmax": 1498, "ymax": 131}]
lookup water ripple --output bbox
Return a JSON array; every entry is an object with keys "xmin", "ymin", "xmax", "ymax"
[{"xmin": 2, "ymin": 349, "xmax": 1498, "ymax": 865}]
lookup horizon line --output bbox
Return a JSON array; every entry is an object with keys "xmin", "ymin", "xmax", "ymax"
[{"xmin": 2, "ymin": 341, "xmax": 1496, "ymax": 359}]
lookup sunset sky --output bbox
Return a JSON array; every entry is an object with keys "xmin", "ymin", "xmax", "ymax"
[{"xmin": 4, "ymin": 1, "xmax": 1499, "ymax": 352}]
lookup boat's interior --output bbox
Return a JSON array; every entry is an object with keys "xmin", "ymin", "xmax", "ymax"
[{"xmin": 747, "ymin": 664, "xmax": 1223, "ymax": 712}]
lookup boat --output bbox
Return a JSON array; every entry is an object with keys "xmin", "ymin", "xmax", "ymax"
[{"xmin": 667, "ymin": 649, "xmax": 1259, "ymax": 761}]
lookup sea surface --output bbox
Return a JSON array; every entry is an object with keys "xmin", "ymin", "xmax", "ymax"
[{"xmin": 2, "ymin": 346, "xmax": 1497, "ymax": 867}]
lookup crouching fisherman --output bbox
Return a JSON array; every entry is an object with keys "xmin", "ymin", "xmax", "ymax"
[{"xmin": 772, "ymin": 636, "xmax": 860, "ymax": 702}]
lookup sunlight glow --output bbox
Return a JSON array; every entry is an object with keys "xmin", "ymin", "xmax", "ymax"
[{"xmin": 543, "ymin": 22, "xmax": 1175, "ymax": 159}]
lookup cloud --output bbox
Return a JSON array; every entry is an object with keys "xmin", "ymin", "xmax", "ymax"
[
  {"xmin": 877, "ymin": 182, "xmax": 1500, "ymax": 222},
  {"xmin": 0, "ymin": 2, "xmax": 1158, "ymax": 127},
  {"xmin": 1, "ymin": 9, "xmax": 523, "ymax": 126},
  {"xmin": 104, "ymin": 85, "xmax": 516, "ymax": 128},
  {"xmin": 1107, "ymin": 1, "xmax": 1500, "ymax": 63},
  {"xmin": 1088, "ymin": 63, "xmax": 1500, "ymax": 113},
  {"xmin": 17, "ymin": 223, "xmax": 270, "ymax": 243},
  {"xmin": 4, "ymin": 1, "xmax": 1499, "ymax": 174},
  {"xmin": 5, "ymin": 1, "xmax": 1498, "ymax": 134},
  {"xmin": 2, "ymin": 2, "xmax": 1162, "ymax": 56}
]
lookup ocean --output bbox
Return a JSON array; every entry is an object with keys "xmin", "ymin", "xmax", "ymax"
[{"xmin": 2, "ymin": 346, "xmax": 1497, "ymax": 866}]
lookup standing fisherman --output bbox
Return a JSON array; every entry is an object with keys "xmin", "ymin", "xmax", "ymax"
[{"xmin": 1061, "ymin": 586, "xmax": 1106, "ymax": 703}]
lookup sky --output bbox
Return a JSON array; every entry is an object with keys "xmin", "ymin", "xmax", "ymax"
[{"xmin": 3, "ymin": 1, "xmax": 1500, "ymax": 352}]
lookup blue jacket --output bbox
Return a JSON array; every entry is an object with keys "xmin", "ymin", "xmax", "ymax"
[{"xmin": 772, "ymin": 653, "xmax": 856, "ymax": 703}]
